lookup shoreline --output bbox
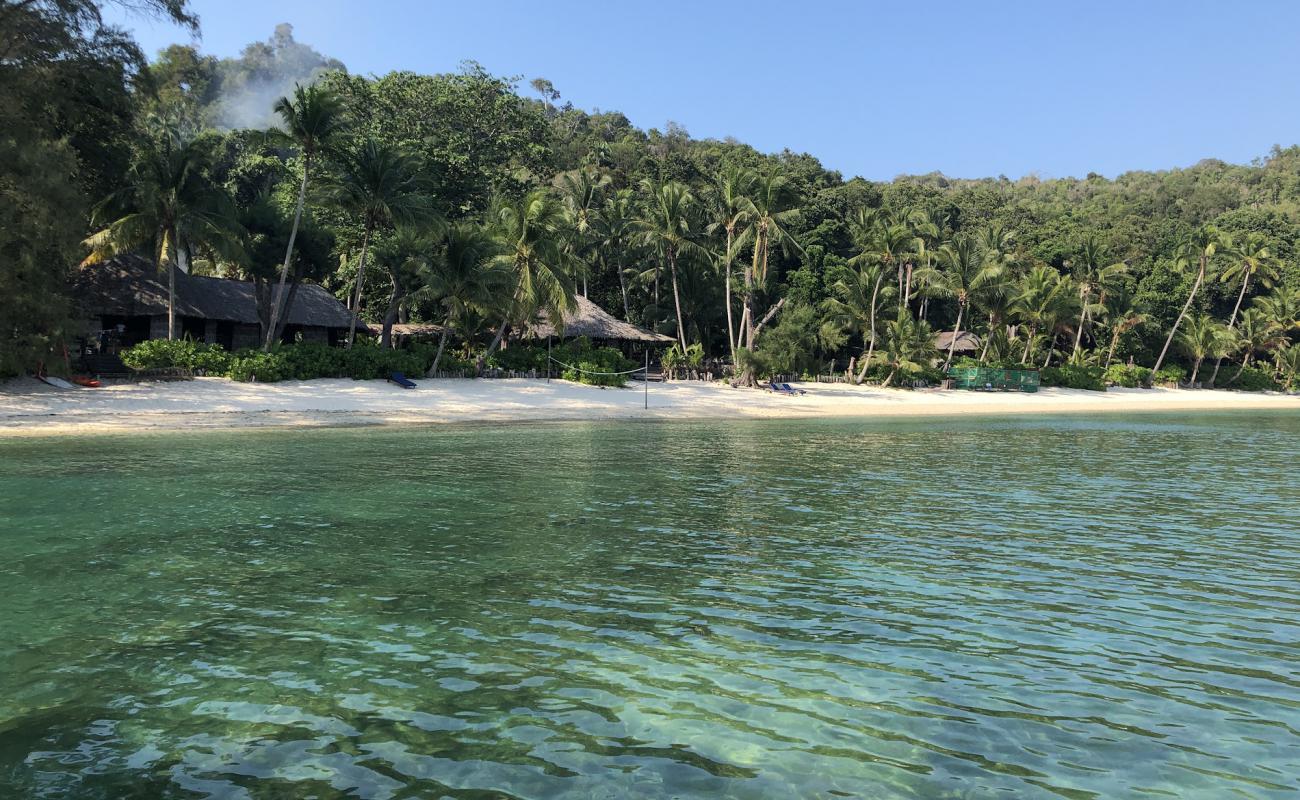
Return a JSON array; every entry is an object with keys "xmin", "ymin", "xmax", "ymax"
[{"xmin": 1, "ymin": 376, "xmax": 1297, "ymax": 437}]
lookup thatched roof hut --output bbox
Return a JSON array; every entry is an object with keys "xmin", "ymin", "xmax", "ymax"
[
  {"xmin": 934, "ymin": 330, "xmax": 981, "ymax": 354},
  {"xmin": 72, "ymin": 255, "xmax": 353, "ymax": 327},
  {"xmin": 524, "ymin": 295, "xmax": 673, "ymax": 343}
]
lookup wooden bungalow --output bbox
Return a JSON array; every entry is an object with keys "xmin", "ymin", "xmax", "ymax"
[{"xmin": 71, "ymin": 255, "xmax": 355, "ymax": 351}]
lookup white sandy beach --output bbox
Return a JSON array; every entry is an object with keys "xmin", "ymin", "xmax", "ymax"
[{"xmin": 0, "ymin": 376, "xmax": 1297, "ymax": 436}]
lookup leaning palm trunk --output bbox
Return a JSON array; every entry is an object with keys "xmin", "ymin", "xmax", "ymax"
[
  {"xmin": 380, "ymin": 273, "xmax": 405, "ymax": 348},
  {"xmin": 854, "ymin": 270, "xmax": 885, "ymax": 384},
  {"xmin": 1022, "ymin": 325, "xmax": 1037, "ymax": 365},
  {"xmin": 668, "ymin": 246, "xmax": 688, "ymax": 353},
  {"xmin": 724, "ymin": 227, "xmax": 736, "ymax": 367},
  {"xmin": 1072, "ymin": 288, "xmax": 1090, "ymax": 357},
  {"xmin": 1105, "ymin": 325, "xmax": 1121, "ymax": 369},
  {"xmin": 426, "ymin": 323, "xmax": 451, "ymax": 377},
  {"xmin": 616, "ymin": 257, "xmax": 630, "ymax": 320},
  {"xmin": 1230, "ymin": 354, "xmax": 1252, "ymax": 383},
  {"xmin": 1150, "ymin": 259, "xmax": 1205, "ymax": 382},
  {"xmin": 1209, "ymin": 274, "xmax": 1251, "ymax": 387},
  {"xmin": 1190, "ymin": 356, "xmax": 1204, "ymax": 385},
  {"xmin": 346, "ymin": 227, "xmax": 373, "ymax": 348},
  {"xmin": 942, "ymin": 302, "xmax": 964, "ymax": 371},
  {"xmin": 266, "ymin": 161, "xmax": 311, "ymax": 350}
]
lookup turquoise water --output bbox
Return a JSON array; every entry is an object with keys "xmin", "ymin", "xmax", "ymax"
[{"xmin": 1, "ymin": 413, "xmax": 1298, "ymax": 799}]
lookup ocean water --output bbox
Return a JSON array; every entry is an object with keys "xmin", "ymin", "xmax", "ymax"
[{"xmin": 1, "ymin": 413, "xmax": 1298, "ymax": 799}]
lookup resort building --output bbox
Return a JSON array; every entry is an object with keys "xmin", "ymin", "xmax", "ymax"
[{"xmin": 71, "ymin": 255, "xmax": 355, "ymax": 352}]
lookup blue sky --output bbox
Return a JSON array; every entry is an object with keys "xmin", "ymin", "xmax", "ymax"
[{"xmin": 106, "ymin": 0, "xmax": 1300, "ymax": 182}]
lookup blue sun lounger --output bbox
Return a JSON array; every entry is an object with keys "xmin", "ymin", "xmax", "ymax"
[
  {"xmin": 779, "ymin": 382, "xmax": 807, "ymax": 395},
  {"xmin": 388, "ymin": 371, "xmax": 417, "ymax": 389},
  {"xmin": 768, "ymin": 381, "xmax": 801, "ymax": 395}
]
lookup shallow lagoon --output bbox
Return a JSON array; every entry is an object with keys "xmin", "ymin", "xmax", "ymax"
[{"xmin": 1, "ymin": 412, "xmax": 1298, "ymax": 798}]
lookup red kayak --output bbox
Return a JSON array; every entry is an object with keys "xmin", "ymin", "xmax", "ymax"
[{"xmin": 70, "ymin": 376, "xmax": 101, "ymax": 388}]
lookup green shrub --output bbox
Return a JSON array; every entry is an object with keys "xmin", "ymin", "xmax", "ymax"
[
  {"xmin": 1220, "ymin": 365, "xmax": 1280, "ymax": 392},
  {"xmin": 1103, "ymin": 363, "xmax": 1151, "ymax": 388},
  {"xmin": 279, "ymin": 342, "xmax": 346, "ymax": 379},
  {"xmin": 1040, "ymin": 364, "xmax": 1106, "ymax": 391},
  {"xmin": 226, "ymin": 350, "xmax": 289, "ymax": 382},
  {"xmin": 1152, "ymin": 365, "xmax": 1187, "ymax": 384},
  {"xmin": 489, "ymin": 338, "xmax": 634, "ymax": 385},
  {"xmin": 120, "ymin": 339, "xmax": 231, "ymax": 374}
]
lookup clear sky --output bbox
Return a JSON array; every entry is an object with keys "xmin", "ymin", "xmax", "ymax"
[{"xmin": 105, "ymin": 0, "xmax": 1300, "ymax": 182}]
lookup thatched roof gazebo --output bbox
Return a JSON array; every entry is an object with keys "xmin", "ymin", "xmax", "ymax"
[
  {"xmin": 524, "ymin": 295, "xmax": 673, "ymax": 344},
  {"xmin": 934, "ymin": 330, "xmax": 981, "ymax": 354}
]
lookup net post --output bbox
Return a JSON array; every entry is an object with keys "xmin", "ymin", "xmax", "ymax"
[
  {"xmin": 547, "ymin": 336, "xmax": 551, "ymax": 383},
  {"xmin": 644, "ymin": 348, "xmax": 649, "ymax": 410}
]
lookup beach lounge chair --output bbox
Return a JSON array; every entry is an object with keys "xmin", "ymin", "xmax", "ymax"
[
  {"xmin": 779, "ymin": 382, "xmax": 806, "ymax": 395},
  {"xmin": 768, "ymin": 381, "xmax": 796, "ymax": 395},
  {"xmin": 387, "ymin": 371, "xmax": 417, "ymax": 389}
]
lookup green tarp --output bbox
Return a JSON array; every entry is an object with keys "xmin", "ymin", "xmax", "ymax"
[{"xmin": 948, "ymin": 367, "xmax": 1040, "ymax": 392}]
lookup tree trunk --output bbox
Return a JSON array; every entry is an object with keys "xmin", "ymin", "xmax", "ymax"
[
  {"xmin": 1072, "ymin": 287, "xmax": 1089, "ymax": 357},
  {"xmin": 730, "ymin": 296, "xmax": 787, "ymax": 387},
  {"xmin": 1105, "ymin": 325, "xmax": 1121, "ymax": 369},
  {"xmin": 1149, "ymin": 258, "xmax": 1205, "ymax": 383},
  {"xmin": 266, "ymin": 157, "xmax": 310, "ymax": 350},
  {"xmin": 272, "ymin": 281, "xmax": 301, "ymax": 344},
  {"xmin": 1209, "ymin": 273, "xmax": 1250, "ymax": 387},
  {"xmin": 1190, "ymin": 356, "xmax": 1203, "ymax": 385},
  {"xmin": 855, "ymin": 269, "xmax": 885, "ymax": 384},
  {"xmin": 668, "ymin": 246, "xmax": 688, "ymax": 353},
  {"xmin": 979, "ymin": 313, "xmax": 994, "ymax": 363},
  {"xmin": 617, "ymin": 255, "xmax": 630, "ymax": 320},
  {"xmin": 380, "ymin": 268, "xmax": 405, "ymax": 349},
  {"xmin": 903, "ymin": 261, "xmax": 913, "ymax": 308},
  {"xmin": 724, "ymin": 225, "xmax": 736, "ymax": 367},
  {"xmin": 478, "ymin": 318, "xmax": 509, "ymax": 376},
  {"xmin": 426, "ymin": 323, "xmax": 451, "ymax": 377},
  {"xmin": 882, "ymin": 366, "xmax": 897, "ymax": 387},
  {"xmin": 942, "ymin": 302, "xmax": 964, "ymax": 371},
  {"xmin": 1230, "ymin": 354, "xmax": 1251, "ymax": 383},
  {"xmin": 1042, "ymin": 339, "xmax": 1054, "ymax": 369},
  {"xmin": 1022, "ymin": 325, "xmax": 1036, "ymax": 365},
  {"xmin": 346, "ymin": 226, "xmax": 373, "ymax": 349}
]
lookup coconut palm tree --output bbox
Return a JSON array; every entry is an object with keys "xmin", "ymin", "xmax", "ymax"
[
  {"xmin": 1253, "ymin": 284, "xmax": 1300, "ymax": 335},
  {"xmin": 326, "ymin": 138, "xmax": 431, "ymax": 347},
  {"xmin": 372, "ymin": 227, "xmax": 437, "ymax": 348},
  {"xmin": 637, "ymin": 178, "xmax": 701, "ymax": 353},
  {"xmin": 1210, "ymin": 233, "xmax": 1278, "ymax": 385},
  {"xmin": 264, "ymin": 82, "xmax": 347, "ymax": 350},
  {"xmin": 1273, "ymin": 343, "xmax": 1300, "ymax": 389},
  {"xmin": 591, "ymin": 189, "xmax": 638, "ymax": 321},
  {"xmin": 482, "ymin": 189, "xmax": 576, "ymax": 370},
  {"xmin": 83, "ymin": 121, "xmax": 239, "ymax": 341},
  {"xmin": 554, "ymin": 167, "xmax": 610, "ymax": 297},
  {"xmin": 936, "ymin": 234, "xmax": 998, "ymax": 369},
  {"xmin": 1177, "ymin": 313, "xmax": 1233, "ymax": 385},
  {"xmin": 738, "ymin": 169, "xmax": 801, "ymax": 352},
  {"xmin": 1070, "ymin": 234, "xmax": 1127, "ymax": 357},
  {"xmin": 823, "ymin": 261, "xmax": 895, "ymax": 384},
  {"xmin": 1012, "ymin": 266, "xmax": 1072, "ymax": 365},
  {"xmin": 420, "ymin": 222, "xmax": 510, "ymax": 376},
  {"xmin": 705, "ymin": 164, "xmax": 755, "ymax": 366},
  {"xmin": 910, "ymin": 208, "xmax": 949, "ymax": 320},
  {"xmin": 1100, "ymin": 285, "xmax": 1146, "ymax": 369},
  {"xmin": 873, "ymin": 312, "xmax": 939, "ymax": 387},
  {"xmin": 1228, "ymin": 307, "xmax": 1284, "ymax": 383},
  {"xmin": 1149, "ymin": 225, "xmax": 1225, "ymax": 380}
]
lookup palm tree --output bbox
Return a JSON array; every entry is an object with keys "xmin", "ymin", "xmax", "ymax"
[
  {"xmin": 637, "ymin": 178, "xmax": 700, "ymax": 353},
  {"xmin": 1209, "ymin": 233, "xmax": 1277, "ymax": 385},
  {"xmin": 591, "ymin": 189, "xmax": 638, "ymax": 321},
  {"xmin": 482, "ymin": 189, "xmax": 576, "ymax": 370},
  {"xmin": 1176, "ymin": 313, "xmax": 1232, "ymax": 385},
  {"xmin": 326, "ymin": 138, "xmax": 431, "ymax": 347},
  {"xmin": 1100, "ymin": 285, "xmax": 1146, "ymax": 369},
  {"xmin": 910, "ymin": 208, "xmax": 949, "ymax": 320},
  {"xmin": 873, "ymin": 312, "xmax": 939, "ymax": 387},
  {"xmin": 1149, "ymin": 225, "xmax": 1224, "ymax": 380},
  {"xmin": 1228, "ymin": 308, "xmax": 1284, "ymax": 383},
  {"xmin": 554, "ymin": 167, "xmax": 610, "ymax": 297},
  {"xmin": 421, "ymin": 223, "xmax": 509, "ymax": 376},
  {"xmin": 823, "ymin": 261, "xmax": 895, "ymax": 384},
  {"xmin": 936, "ymin": 234, "xmax": 998, "ymax": 369},
  {"xmin": 83, "ymin": 121, "xmax": 237, "ymax": 340},
  {"xmin": 1253, "ymin": 284, "xmax": 1300, "ymax": 335},
  {"xmin": 705, "ymin": 164, "xmax": 755, "ymax": 366},
  {"xmin": 264, "ymin": 82, "xmax": 347, "ymax": 350},
  {"xmin": 1011, "ymin": 266, "xmax": 1072, "ymax": 366},
  {"xmin": 738, "ymin": 169, "xmax": 801, "ymax": 352},
  {"xmin": 373, "ymin": 227, "xmax": 436, "ymax": 348},
  {"xmin": 1070, "ymin": 234, "xmax": 1127, "ymax": 357},
  {"xmin": 1273, "ymin": 343, "xmax": 1300, "ymax": 389}
]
